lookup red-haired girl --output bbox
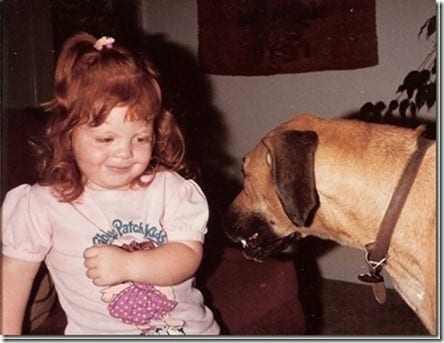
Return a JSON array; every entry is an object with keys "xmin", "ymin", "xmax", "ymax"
[{"xmin": 2, "ymin": 32, "xmax": 219, "ymax": 336}]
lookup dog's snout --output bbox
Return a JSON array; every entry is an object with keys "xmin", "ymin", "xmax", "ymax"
[
  {"xmin": 223, "ymin": 206, "xmax": 263, "ymax": 241},
  {"xmin": 224, "ymin": 207, "xmax": 289, "ymax": 261}
]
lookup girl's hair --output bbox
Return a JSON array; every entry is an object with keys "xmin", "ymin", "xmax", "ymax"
[{"xmin": 34, "ymin": 32, "xmax": 192, "ymax": 202}]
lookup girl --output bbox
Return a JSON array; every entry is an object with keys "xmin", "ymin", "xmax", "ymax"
[{"xmin": 2, "ymin": 32, "xmax": 220, "ymax": 335}]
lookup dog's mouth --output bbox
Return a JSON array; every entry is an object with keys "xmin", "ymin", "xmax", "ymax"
[
  {"xmin": 239, "ymin": 231, "xmax": 269, "ymax": 262},
  {"xmin": 239, "ymin": 230, "xmax": 301, "ymax": 262},
  {"xmin": 225, "ymin": 212, "xmax": 300, "ymax": 262}
]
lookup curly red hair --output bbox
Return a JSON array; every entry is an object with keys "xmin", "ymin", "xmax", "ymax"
[{"xmin": 33, "ymin": 32, "xmax": 192, "ymax": 202}]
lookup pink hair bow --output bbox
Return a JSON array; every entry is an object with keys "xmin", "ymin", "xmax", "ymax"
[{"xmin": 93, "ymin": 36, "xmax": 115, "ymax": 51}]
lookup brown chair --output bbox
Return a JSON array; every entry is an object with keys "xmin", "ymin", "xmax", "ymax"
[{"xmin": 204, "ymin": 246, "xmax": 306, "ymax": 334}]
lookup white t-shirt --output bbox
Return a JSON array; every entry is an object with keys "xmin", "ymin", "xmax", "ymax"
[{"xmin": 2, "ymin": 170, "xmax": 220, "ymax": 335}]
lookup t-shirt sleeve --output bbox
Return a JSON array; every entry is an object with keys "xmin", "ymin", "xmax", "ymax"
[
  {"xmin": 2, "ymin": 184, "xmax": 52, "ymax": 262},
  {"xmin": 162, "ymin": 179, "xmax": 209, "ymax": 243}
]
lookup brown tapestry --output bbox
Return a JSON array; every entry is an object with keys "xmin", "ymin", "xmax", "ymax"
[{"xmin": 198, "ymin": 0, "xmax": 378, "ymax": 76}]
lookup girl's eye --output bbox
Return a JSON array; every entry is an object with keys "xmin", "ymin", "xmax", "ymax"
[
  {"xmin": 96, "ymin": 137, "xmax": 114, "ymax": 143},
  {"xmin": 136, "ymin": 136, "xmax": 152, "ymax": 143}
]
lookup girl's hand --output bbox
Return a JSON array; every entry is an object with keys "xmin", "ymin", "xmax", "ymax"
[
  {"xmin": 84, "ymin": 241, "xmax": 203, "ymax": 287},
  {"xmin": 83, "ymin": 245, "xmax": 129, "ymax": 286}
]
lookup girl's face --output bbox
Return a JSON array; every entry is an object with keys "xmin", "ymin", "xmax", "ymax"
[{"xmin": 72, "ymin": 106, "xmax": 154, "ymax": 190}]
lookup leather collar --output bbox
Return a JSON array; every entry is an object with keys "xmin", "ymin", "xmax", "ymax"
[{"xmin": 358, "ymin": 125, "xmax": 433, "ymax": 303}]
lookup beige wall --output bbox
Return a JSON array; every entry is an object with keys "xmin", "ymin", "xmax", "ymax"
[{"xmin": 138, "ymin": 0, "xmax": 437, "ymax": 285}]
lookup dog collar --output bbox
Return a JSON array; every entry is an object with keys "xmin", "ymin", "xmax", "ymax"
[{"xmin": 358, "ymin": 126, "xmax": 433, "ymax": 304}]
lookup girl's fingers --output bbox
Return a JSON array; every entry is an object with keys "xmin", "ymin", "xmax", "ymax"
[{"xmin": 83, "ymin": 257, "xmax": 96, "ymax": 269}]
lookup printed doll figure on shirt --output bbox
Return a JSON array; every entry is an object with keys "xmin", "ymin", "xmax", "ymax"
[{"xmin": 100, "ymin": 240, "xmax": 184, "ymax": 335}]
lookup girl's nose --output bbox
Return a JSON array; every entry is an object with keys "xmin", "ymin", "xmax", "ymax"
[{"xmin": 116, "ymin": 141, "xmax": 133, "ymax": 159}]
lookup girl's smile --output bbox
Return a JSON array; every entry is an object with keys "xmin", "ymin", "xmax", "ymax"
[{"xmin": 72, "ymin": 106, "xmax": 154, "ymax": 190}]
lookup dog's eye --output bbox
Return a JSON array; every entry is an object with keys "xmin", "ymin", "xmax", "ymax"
[
  {"xmin": 266, "ymin": 152, "xmax": 273, "ymax": 167},
  {"xmin": 240, "ymin": 157, "xmax": 246, "ymax": 176}
]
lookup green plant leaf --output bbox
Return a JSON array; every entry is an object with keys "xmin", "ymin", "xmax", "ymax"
[
  {"xmin": 424, "ymin": 83, "xmax": 436, "ymax": 108},
  {"xmin": 419, "ymin": 70, "xmax": 431, "ymax": 84},
  {"xmin": 396, "ymin": 84, "xmax": 406, "ymax": 93},
  {"xmin": 399, "ymin": 99, "xmax": 410, "ymax": 118},
  {"xmin": 375, "ymin": 101, "xmax": 386, "ymax": 113},
  {"xmin": 388, "ymin": 100, "xmax": 398, "ymax": 111},
  {"xmin": 415, "ymin": 89, "xmax": 425, "ymax": 111},
  {"xmin": 410, "ymin": 102, "xmax": 417, "ymax": 119},
  {"xmin": 426, "ymin": 17, "xmax": 436, "ymax": 38},
  {"xmin": 359, "ymin": 16, "xmax": 436, "ymax": 122},
  {"xmin": 403, "ymin": 70, "xmax": 421, "ymax": 89},
  {"xmin": 419, "ymin": 16, "xmax": 436, "ymax": 39},
  {"xmin": 360, "ymin": 102, "xmax": 375, "ymax": 115}
]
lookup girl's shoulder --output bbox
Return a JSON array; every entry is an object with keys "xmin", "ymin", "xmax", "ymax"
[
  {"xmin": 150, "ymin": 169, "xmax": 185, "ymax": 182},
  {"xmin": 3, "ymin": 183, "xmax": 57, "ymax": 205},
  {"xmin": 151, "ymin": 170, "xmax": 207, "ymax": 203},
  {"xmin": 150, "ymin": 170, "xmax": 204, "ymax": 192}
]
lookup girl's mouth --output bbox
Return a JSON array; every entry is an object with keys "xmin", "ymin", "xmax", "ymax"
[{"xmin": 107, "ymin": 165, "xmax": 132, "ymax": 173}]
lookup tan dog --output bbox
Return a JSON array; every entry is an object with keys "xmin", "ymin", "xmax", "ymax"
[{"xmin": 225, "ymin": 114, "xmax": 436, "ymax": 334}]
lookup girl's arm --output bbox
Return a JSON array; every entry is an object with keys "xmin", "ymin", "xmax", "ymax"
[
  {"xmin": 83, "ymin": 241, "xmax": 202, "ymax": 287},
  {"xmin": 2, "ymin": 256, "xmax": 41, "ymax": 334}
]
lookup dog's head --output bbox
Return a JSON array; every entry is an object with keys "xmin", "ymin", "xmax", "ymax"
[{"xmin": 224, "ymin": 130, "xmax": 319, "ymax": 261}]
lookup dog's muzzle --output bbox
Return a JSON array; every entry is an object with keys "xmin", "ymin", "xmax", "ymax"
[{"xmin": 224, "ymin": 210, "xmax": 300, "ymax": 262}]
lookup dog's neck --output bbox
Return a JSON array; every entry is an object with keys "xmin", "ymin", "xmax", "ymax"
[{"xmin": 295, "ymin": 128, "xmax": 434, "ymax": 252}]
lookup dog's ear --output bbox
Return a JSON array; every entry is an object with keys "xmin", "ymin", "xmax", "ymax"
[{"xmin": 263, "ymin": 130, "xmax": 319, "ymax": 227}]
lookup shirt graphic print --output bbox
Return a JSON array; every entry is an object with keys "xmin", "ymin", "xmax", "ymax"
[{"xmin": 99, "ymin": 240, "xmax": 185, "ymax": 335}]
